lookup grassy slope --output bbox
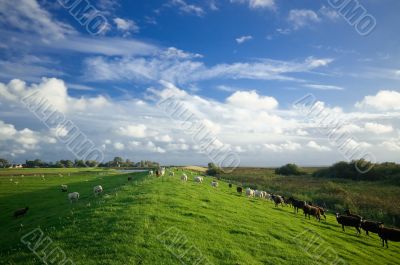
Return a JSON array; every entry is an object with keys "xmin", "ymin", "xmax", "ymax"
[{"xmin": 0, "ymin": 169, "xmax": 399, "ymax": 265}]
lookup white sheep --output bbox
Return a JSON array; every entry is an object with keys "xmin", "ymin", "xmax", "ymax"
[
  {"xmin": 194, "ymin": 176, "xmax": 203, "ymax": 183},
  {"xmin": 181, "ymin": 174, "xmax": 188, "ymax": 181},
  {"xmin": 68, "ymin": 192, "xmax": 80, "ymax": 203},
  {"xmin": 149, "ymin": 170, "xmax": 154, "ymax": 176},
  {"xmin": 93, "ymin": 185, "xmax": 103, "ymax": 196},
  {"xmin": 255, "ymin": 190, "xmax": 263, "ymax": 198},
  {"xmin": 211, "ymin": 181, "xmax": 218, "ymax": 187},
  {"xmin": 61, "ymin": 185, "xmax": 68, "ymax": 192},
  {"xmin": 169, "ymin": 172, "xmax": 175, "ymax": 176},
  {"xmin": 246, "ymin": 188, "xmax": 255, "ymax": 197}
]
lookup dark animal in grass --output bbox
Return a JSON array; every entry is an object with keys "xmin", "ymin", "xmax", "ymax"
[
  {"xmin": 378, "ymin": 226, "xmax": 400, "ymax": 248},
  {"xmin": 361, "ymin": 220, "xmax": 383, "ymax": 236},
  {"xmin": 303, "ymin": 205, "xmax": 321, "ymax": 221},
  {"xmin": 236, "ymin": 187, "xmax": 243, "ymax": 193},
  {"xmin": 61, "ymin": 185, "xmax": 68, "ymax": 192},
  {"xmin": 335, "ymin": 213, "xmax": 361, "ymax": 235},
  {"xmin": 288, "ymin": 197, "xmax": 306, "ymax": 214},
  {"xmin": 229, "ymin": 183, "xmax": 232, "ymax": 188},
  {"xmin": 272, "ymin": 195, "xmax": 284, "ymax": 207},
  {"xmin": 128, "ymin": 177, "xmax": 132, "ymax": 181},
  {"xmin": 14, "ymin": 207, "xmax": 29, "ymax": 218},
  {"xmin": 282, "ymin": 196, "xmax": 291, "ymax": 207},
  {"xmin": 344, "ymin": 209, "xmax": 362, "ymax": 220}
]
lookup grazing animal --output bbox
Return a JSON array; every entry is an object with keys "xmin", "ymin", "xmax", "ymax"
[
  {"xmin": 378, "ymin": 226, "xmax": 400, "ymax": 248},
  {"xmin": 93, "ymin": 185, "xmax": 103, "ymax": 196},
  {"xmin": 211, "ymin": 181, "xmax": 218, "ymax": 187},
  {"xmin": 128, "ymin": 177, "xmax": 133, "ymax": 181},
  {"xmin": 288, "ymin": 197, "xmax": 306, "ymax": 214},
  {"xmin": 68, "ymin": 192, "xmax": 80, "ymax": 203},
  {"xmin": 228, "ymin": 183, "xmax": 232, "ymax": 188},
  {"xmin": 246, "ymin": 188, "xmax": 254, "ymax": 197},
  {"xmin": 272, "ymin": 195, "xmax": 284, "ymax": 207},
  {"xmin": 194, "ymin": 176, "xmax": 203, "ymax": 183},
  {"xmin": 237, "ymin": 187, "xmax": 243, "ymax": 193},
  {"xmin": 169, "ymin": 172, "xmax": 175, "ymax": 176},
  {"xmin": 149, "ymin": 170, "xmax": 154, "ymax": 176},
  {"xmin": 61, "ymin": 185, "xmax": 68, "ymax": 192},
  {"xmin": 282, "ymin": 196, "xmax": 291, "ymax": 207},
  {"xmin": 303, "ymin": 205, "xmax": 321, "ymax": 221},
  {"xmin": 181, "ymin": 174, "xmax": 188, "ymax": 181},
  {"xmin": 255, "ymin": 190, "xmax": 264, "ymax": 198},
  {"xmin": 361, "ymin": 220, "xmax": 383, "ymax": 236},
  {"xmin": 14, "ymin": 207, "xmax": 29, "ymax": 218},
  {"xmin": 335, "ymin": 213, "xmax": 361, "ymax": 234},
  {"xmin": 345, "ymin": 209, "xmax": 362, "ymax": 220}
]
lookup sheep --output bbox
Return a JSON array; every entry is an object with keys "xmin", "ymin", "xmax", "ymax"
[
  {"xmin": 272, "ymin": 195, "xmax": 284, "ymax": 207},
  {"xmin": 169, "ymin": 172, "xmax": 175, "ymax": 176},
  {"xmin": 149, "ymin": 170, "xmax": 154, "ymax": 176},
  {"xmin": 14, "ymin": 207, "xmax": 29, "ymax": 218},
  {"xmin": 317, "ymin": 207, "xmax": 327, "ymax": 221},
  {"xmin": 246, "ymin": 188, "xmax": 254, "ymax": 197},
  {"xmin": 61, "ymin": 185, "xmax": 68, "ymax": 192},
  {"xmin": 361, "ymin": 220, "xmax": 383, "ymax": 236},
  {"xmin": 288, "ymin": 197, "xmax": 306, "ymax": 214},
  {"xmin": 303, "ymin": 205, "xmax": 321, "ymax": 221},
  {"xmin": 194, "ymin": 176, "xmax": 203, "ymax": 183},
  {"xmin": 378, "ymin": 226, "xmax": 400, "ymax": 248},
  {"xmin": 211, "ymin": 181, "xmax": 218, "ymax": 187},
  {"xmin": 255, "ymin": 190, "xmax": 264, "ymax": 198},
  {"xmin": 335, "ymin": 213, "xmax": 361, "ymax": 235},
  {"xmin": 228, "ymin": 183, "xmax": 232, "ymax": 188},
  {"xmin": 68, "ymin": 192, "xmax": 80, "ymax": 203},
  {"xmin": 237, "ymin": 187, "xmax": 243, "ymax": 194},
  {"xmin": 93, "ymin": 185, "xmax": 103, "ymax": 196},
  {"xmin": 181, "ymin": 174, "xmax": 188, "ymax": 181},
  {"xmin": 344, "ymin": 209, "xmax": 362, "ymax": 220}
]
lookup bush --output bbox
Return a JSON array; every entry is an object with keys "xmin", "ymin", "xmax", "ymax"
[{"xmin": 275, "ymin": 164, "xmax": 303, "ymax": 176}]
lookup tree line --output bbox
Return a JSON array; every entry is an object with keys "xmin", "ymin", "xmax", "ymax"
[{"xmin": 0, "ymin": 157, "xmax": 160, "ymax": 169}]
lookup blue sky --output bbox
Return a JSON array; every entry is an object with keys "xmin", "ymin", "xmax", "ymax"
[{"xmin": 0, "ymin": 0, "xmax": 400, "ymax": 166}]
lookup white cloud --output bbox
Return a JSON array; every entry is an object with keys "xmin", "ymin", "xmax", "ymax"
[
  {"xmin": 356, "ymin": 90, "xmax": 400, "ymax": 111},
  {"xmin": 169, "ymin": 0, "xmax": 205, "ymax": 16},
  {"xmin": 113, "ymin": 18, "xmax": 140, "ymax": 34},
  {"xmin": 264, "ymin": 141, "xmax": 301, "ymax": 152},
  {"xmin": 236, "ymin": 35, "xmax": 253, "ymax": 44},
  {"xmin": 288, "ymin": 9, "xmax": 320, "ymax": 29},
  {"xmin": 0, "ymin": 120, "xmax": 17, "ymax": 139},
  {"xmin": 231, "ymin": 0, "xmax": 275, "ymax": 10},
  {"xmin": 307, "ymin": 141, "xmax": 331, "ymax": 151},
  {"xmin": 319, "ymin": 5, "xmax": 339, "ymax": 20},
  {"xmin": 113, "ymin": 142, "xmax": 125, "ymax": 150},
  {"xmin": 118, "ymin": 124, "xmax": 148, "ymax": 138},
  {"xmin": 304, "ymin": 84, "xmax": 344, "ymax": 90},
  {"xmin": 226, "ymin": 90, "xmax": 278, "ymax": 110},
  {"xmin": 364, "ymin": 122, "xmax": 393, "ymax": 134},
  {"xmin": 0, "ymin": 0, "xmax": 75, "ymax": 40}
]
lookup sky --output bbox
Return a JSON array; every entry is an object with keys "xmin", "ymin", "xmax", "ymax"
[{"xmin": 0, "ymin": 0, "xmax": 400, "ymax": 166}]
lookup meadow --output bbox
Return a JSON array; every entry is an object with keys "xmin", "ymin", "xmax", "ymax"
[
  {"xmin": 219, "ymin": 167, "xmax": 400, "ymax": 227},
  {"xmin": 0, "ymin": 168, "xmax": 399, "ymax": 265}
]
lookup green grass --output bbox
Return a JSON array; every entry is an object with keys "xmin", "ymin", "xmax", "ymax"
[{"xmin": 0, "ymin": 168, "xmax": 399, "ymax": 264}]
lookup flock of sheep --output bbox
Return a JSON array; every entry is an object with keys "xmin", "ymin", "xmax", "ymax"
[{"xmin": 176, "ymin": 171, "xmax": 400, "ymax": 249}]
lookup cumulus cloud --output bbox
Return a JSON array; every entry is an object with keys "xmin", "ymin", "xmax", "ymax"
[
  {"xmin": 169, "ymin": 0, "xmax": 205, "ymax": 16},
  {"xmin": 113, "ymin": 18, "xmax": 140, "ymax": 35},
  {"xmin": 264, "ymin": 141, "xmax": 301, "ymax": 152},
  {"xmin": 226, "ymin": 90, "xmax": 278, "ymax": 110},
  {"xmin": 356, "ymin": 90, "xmax": 400, "ymax": 111},
  {"xmin": 307, "ymin": 141, "xmax": 331, "ymax": 151},
  {"xmin": 364, "ymin": 122, "xmax": 393, "ymax": 134}
]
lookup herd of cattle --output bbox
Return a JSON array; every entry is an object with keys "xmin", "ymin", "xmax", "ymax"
[{"xmin": 10, "ymin": 168, "xmax": 400, "ymax": 249}]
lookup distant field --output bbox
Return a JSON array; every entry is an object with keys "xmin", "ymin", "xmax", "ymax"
[
  {"xmin": 219, "ymin": 167, "xmax": 400, "ymax": 227},
  {"xmin": 0, "ymin": 168, "xmax": 399, "ymax": 264}
]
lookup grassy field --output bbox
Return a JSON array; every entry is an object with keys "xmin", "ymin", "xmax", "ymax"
[
  {"xmin": 219, "ymin": 167, "xmax": 400, "ymax": 227},
  {"xmin": 0, "ymin": 168, "xmax": 399, "ymax": 264}
]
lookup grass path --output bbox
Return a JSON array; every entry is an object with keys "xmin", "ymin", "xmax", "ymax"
[{"xmin": 0, "ymin": 169, "xmax": 399, "ymax": 264}]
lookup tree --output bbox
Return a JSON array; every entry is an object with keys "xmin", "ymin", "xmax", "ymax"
[
  {"xmin": 0, "ymin": 158, "xmax": 10, "ymax": 168},
  {"xmin": 206, "ymin": 162, "xmax": 222, "ymax": 176},
  {"xmin": 275, "ymin": 163, "xmax": 303, "ymax": 176}
]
